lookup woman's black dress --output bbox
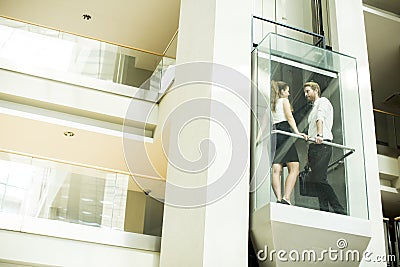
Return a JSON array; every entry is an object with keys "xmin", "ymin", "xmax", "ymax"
[{"xmin": 272, "ymin": 121, "xmax": 299, "ymax": 166}]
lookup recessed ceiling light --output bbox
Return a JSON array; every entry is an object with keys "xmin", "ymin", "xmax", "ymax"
[
  {"xmin": 64, "ymin": 131, "xmax": 75, "ymax": 137},
  {"xmin": 82, "ymin": 14, "xmax": 92, "ymax": 20}
]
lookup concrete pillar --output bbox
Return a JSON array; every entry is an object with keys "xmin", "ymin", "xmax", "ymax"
[
  {"xmin": 328, "ymin": 0, "xmax": 386, "ymax": 265},
  {"xmin": 158, "ymin": 0, "xmax": 252, "ymax": 266}
]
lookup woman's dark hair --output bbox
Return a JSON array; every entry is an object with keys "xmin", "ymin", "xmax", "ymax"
[{"xmin": 271, "ymin": 80, "xmax": 289, "ymax": 112}]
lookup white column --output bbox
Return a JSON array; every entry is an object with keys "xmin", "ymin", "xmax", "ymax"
[
  {"xmin": 159, "ymin": 0, "xmax": 251, "ymax": 266},
  {"xmin": 328, "ymin": 0, "xmax": 386, "ymax": 265}
]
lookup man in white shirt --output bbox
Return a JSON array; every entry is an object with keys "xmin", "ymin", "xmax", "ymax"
[{"xmin": 303, "ymin": 82, "xmax": 345, "ymax": 215}]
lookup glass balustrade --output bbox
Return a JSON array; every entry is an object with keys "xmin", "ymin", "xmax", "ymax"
[
  {"xmin": 251, "ymin": 33, "xmax": 368, "ymax": 219},
  {"xmin": 374, "ymin": 110, "xmax": 400, "ymax": 158},
  {"xmin": 0, "ymin": 16, "xmax": 176, "ymax": 101},
  {"xmin": 0, "ymin": 150, "xmax": 164, "ymax": 238}
]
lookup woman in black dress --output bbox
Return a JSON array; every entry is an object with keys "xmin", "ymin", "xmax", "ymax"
[{"xmin": 271, "ymin": 81, "xmax": 305, "ymax": 205}]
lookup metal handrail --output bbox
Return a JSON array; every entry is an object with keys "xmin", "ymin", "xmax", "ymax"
[
  {"xmin": 252, "ymin": 15, "xmax": 326, "ymax": 48},
  {"xmin": 327, "ymin": 150, "xmax": 354, "ymax": 172},
  {"xmin": 163, "ymin": 29, "xmax": 178, "ymax": 56},
  {"xmin": 272, "ymin": 130, "xmax": 355, "ymax": 171},
  {"xmin": 373, "ymin": 108, "xmax": 400, "ymax": 118},
  {"xmin": 272, "ymin": 130, "xmax": 355, "ymax": 152}
]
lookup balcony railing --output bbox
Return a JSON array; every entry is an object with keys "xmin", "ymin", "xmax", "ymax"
[
  {"xmin": 0, "ymin": 149, "xmax": 163, "ymax": 250},
  {"xmin": 0, "ymin": 16, "xmax": 176, "ymax": 102},
  {"xmin": 374, "ymin": 109, "xmax": 400, "ymax": 158}
]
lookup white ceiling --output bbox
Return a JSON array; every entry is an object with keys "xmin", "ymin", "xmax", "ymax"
[{"xmin": 0, "ymin": 0, "xmax": 181, "ymax": 54}]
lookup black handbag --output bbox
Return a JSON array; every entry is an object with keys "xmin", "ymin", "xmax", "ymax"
[{"xmin": 299, "ymin": 166, "xmax": 318, "ymax": 197}]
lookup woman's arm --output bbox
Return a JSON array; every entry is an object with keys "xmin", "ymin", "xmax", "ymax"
[{"xmin": 282, "ymin": 99, "xmax": 300, "ymax": 134}]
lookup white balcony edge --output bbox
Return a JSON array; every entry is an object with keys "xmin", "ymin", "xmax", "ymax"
[
  {"xmin": 0, "ymin": 212, "xmax": 161, "ymax": 252},
  {"xmin": 0, "ymin": 63, "xmax": 159, "ymax": 132},
  {"xmin": 0, "ymin": 100, "xmax": 154, "ymax": 141},
  {"xmin": 0, "ymin": 59, "xmax": 160, "ymax": 102}
]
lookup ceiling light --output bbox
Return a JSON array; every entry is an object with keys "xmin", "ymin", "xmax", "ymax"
[
  {"xmin": 63, "ymin": 131, "xmax": 75, "ymax": 137},
  {"xmin": 82, "ymin": 14, "xmax": 92, "ymax": 20}
]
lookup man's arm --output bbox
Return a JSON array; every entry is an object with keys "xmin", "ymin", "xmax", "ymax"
[
  {"xmin": 315, "ymin": 98, "xmax": 331, "ymax": 144},
  {"xmin": 315, "ymin": 119, "xmax": 323, "ymax": 144}
]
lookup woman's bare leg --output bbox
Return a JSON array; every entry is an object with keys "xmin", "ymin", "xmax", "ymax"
[
  {"xmin": 272, "ymin": 163, "xmax": 283, "ymax": 201},
  {"xmin": 283, "ymin": 162, "xmax": 300, "ymax": 203}
]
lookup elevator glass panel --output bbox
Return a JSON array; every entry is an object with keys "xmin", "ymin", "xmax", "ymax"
[{"xmin": 251, "ymin": 33, "xmax": 368, "ymax": 219}]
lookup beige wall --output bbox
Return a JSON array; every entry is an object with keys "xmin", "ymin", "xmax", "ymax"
[{"xmin": 124, "ymin": 190, "xmax": 146, "ymax": 234}]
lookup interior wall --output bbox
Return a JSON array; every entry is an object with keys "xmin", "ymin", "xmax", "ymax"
[
  {"xmin": 363, "ymin": 10, "xmax": 400, "ymax": 115},
  {"xmin": 124, "ymin": 190, "xmax": 146, "ymax": 234},
  {"xmin": 121, "ymin": 56, "xmax": 154, "ymax": 88},
  {"xmin": 143, "ymin": 196, "xmax": 164, "ymax": 236}
]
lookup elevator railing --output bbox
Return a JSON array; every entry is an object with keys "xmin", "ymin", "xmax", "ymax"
[
  {"xmin": 271, "ymin": 129, "xmax": 355, "ymax": 172},
  {"xmin": 255, "ymin": 126, "xmax": 357, "ymax": 214},
  {"xmin": 272, "ymin": 130, "xmax": 354, "ymax": 151}
]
